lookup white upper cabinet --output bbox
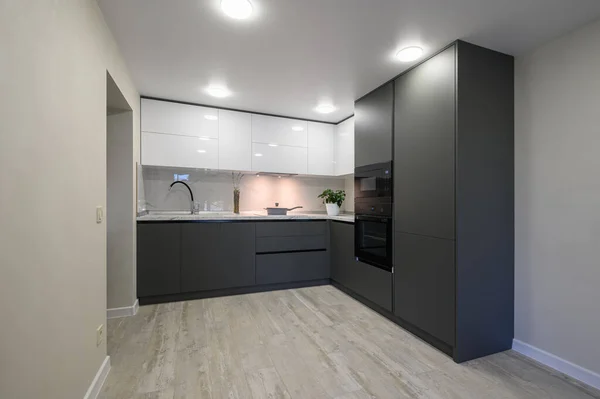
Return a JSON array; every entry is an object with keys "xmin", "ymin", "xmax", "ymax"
[
  {"xmin": 251, "ymin": 143, "xmax": 308, "ymax": 174},
  {"xmin": 218, "ymin": 110, "xmax": 252, "ymax": 171},
  {"xmin": 251, "ymin": 114, "xmax": 308, "ymax": 147},
  {"xmin": 334, "ymin": 116, "xmax": 355, "ymax": 176},
  {"xmin": 307, "ymin": 122, "xmax": 335, "ymax": 176},
  {"xmin": 140, "ymin": 98, "xmax": 351, "ymax": 176},
  {"xmin": 141, "ymin": 98, "xmax": 219, "ymax": 139},
  {"xmin": 142, "ymin": 132, "xmax": 219, "ymax": 169}
]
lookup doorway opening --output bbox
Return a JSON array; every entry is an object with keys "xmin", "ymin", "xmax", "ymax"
[{"xmin": 106, "ymin": 72, "xmax": 135, "ymax": 319}]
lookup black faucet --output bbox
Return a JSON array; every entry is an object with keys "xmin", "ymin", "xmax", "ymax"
[{"xmin": 169, "ymin": 181, "xmax": 195, "ymax": 214}]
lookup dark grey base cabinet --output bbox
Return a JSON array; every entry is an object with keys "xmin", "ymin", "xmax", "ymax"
[
  {"xmin": 331, "ymin": 221, "xmax": 392, "ymax": 311},
  {"xmin": 137, "ymin": 223, "xmax": 181, "ymax": 297},
  {"xmin": 181, "ymin": 223, "xmax": 255, "ymax": 293},
  {"xmin": 137, "ymin": 220, "xmax": 331, "ymax": 304},
  {"xmin": 394, "ymin": 233, "xmax": 455, "ymax": 346},
  {"xmin": 256, "ymin": 252, "xmax": 329, "ymax": 285}
]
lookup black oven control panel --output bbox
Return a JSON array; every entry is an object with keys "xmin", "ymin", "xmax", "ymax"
[{"xmin": 355, "ymin": 201, "xmax": 392, "ymax": 217}]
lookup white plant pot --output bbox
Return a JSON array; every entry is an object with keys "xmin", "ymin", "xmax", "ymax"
[{"xmin": 326, "ymin": 203, "xmax": 340, "ymax": 216}]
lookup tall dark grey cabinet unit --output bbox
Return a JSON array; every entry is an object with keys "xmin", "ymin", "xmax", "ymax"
[
  {"xmin": 354, "ymin": 82, "xmax": 394, "ymax": 167},
  {"xmin": 393, "ymin": 41, "xmax": 514, "ymax": 362}
]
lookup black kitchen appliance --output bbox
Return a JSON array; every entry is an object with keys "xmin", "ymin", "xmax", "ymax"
[
  {"xmin": 354, "ymin": 161, "xmax": 393, "ymax": 201},
  {"xmin": 355, "ymin": 200, "xmax": 393, "ymax": 271},
  {"xmin": 354, "ymin": 161, "xmax": 393, "ymax": 271}
]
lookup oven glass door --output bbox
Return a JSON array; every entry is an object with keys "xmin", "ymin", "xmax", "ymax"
[{"xmin": 355, "ymin": 215, "xmax": 392, "ymax": 271}]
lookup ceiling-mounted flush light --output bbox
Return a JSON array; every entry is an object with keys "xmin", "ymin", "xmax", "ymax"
[
  {"xmin": 205, "ymin": 85, "xmax": 231, "ymax": 98},
  {"xmin": 204, "ymin": 114, "xmax": 218, "ymax": 120},
  {"xmin": 396, "ymin": 46, "xmax": 423, "ymax": 62},
  {"xmin": 221, "ymin": 0, "xmax": 253, "ymax": 20},
  {"xmin": 315, "ymin": 104, "xmax": 336, "ymax": 114},
  {"xmin": 291, "ymin": 125, "xmax": 304, "ymax": 131}
]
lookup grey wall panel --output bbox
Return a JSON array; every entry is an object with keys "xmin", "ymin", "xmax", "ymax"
[
  {"xmin": 354, "ymin": 82, "xmax": 394, "ymax": 167},
  {"xmin": 394, "ymin": 46, "xmax": 456, "ymax": 240}
]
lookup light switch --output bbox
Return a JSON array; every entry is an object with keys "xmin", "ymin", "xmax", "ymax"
[{"xmin": 96, "ymin": 206, "xmax": 103, "ymax": 224}]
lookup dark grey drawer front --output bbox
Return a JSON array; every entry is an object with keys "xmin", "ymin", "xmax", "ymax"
[
  {"xmin": 256, "ymin": 221, "xmax": 327, "ymax": 237},
  {"xmin": 256, "ymin": 251, "xmax": 330, "ymax": 284},
  {"xmin": 256, "ymin": 235, "xmax": 327, "ymax": 253},
  {"xmin": 343, "ymin": 261, "xmax": 393, "ymax": 312}
]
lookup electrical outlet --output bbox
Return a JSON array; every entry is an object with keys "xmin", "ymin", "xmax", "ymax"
[
  {"xmin": 96, "ymin": 324, "xmax": 104, "ymax": 346},
  {"xmin": 96, "ymin": 206, "xmax": 103, "ymax": 224}
]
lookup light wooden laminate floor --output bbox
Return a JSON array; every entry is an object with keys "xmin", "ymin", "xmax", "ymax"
[{"xmin": 100, "ymin": 285, "xmax": 600, "ymax": 399}]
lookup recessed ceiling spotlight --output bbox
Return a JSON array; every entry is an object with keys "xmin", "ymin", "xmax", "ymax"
[
  {"xmin": 315, "ymin": 104, "xmax": 336, "ymax": 114},
  {"xmin": 205, "ymin": 85, "xmax": 231, "ymax": 98},
  {"xmin": 204, "ymin": 114, "xmax": 218, "ymax": 120},
  {"xmin": 254, "ymin": 153, "xmax": 263, "ymax": 157},
  {"xmin": 221, "ymin": 0, "xmax": 253, "ymax": 20},
  {"xmin": 396, "ymin": 46, "xmax": 423, "ymax": 62},
  {"xmin": 291, "ymin": 125, "xmax": 304, "ymax": 131}
]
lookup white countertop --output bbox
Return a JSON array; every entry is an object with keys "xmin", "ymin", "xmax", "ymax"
[{"xmin": 137, "ymin": 210, "xmax": 354, "ymax": 223}]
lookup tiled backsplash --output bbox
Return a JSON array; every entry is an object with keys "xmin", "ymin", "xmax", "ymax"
[{"xmin": 139, "ymin": 166, "xmax": 354, "ymax": 213}]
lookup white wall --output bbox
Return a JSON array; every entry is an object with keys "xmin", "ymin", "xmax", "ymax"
[
  {"xmin": 0, "ymin": 1, "xmax": 139, "ymax": 398},
  {"xmin": 515, "ymin": 17, "xmax": 600, "ymax": 378},
  {"xmin": 107, "ymin": 111, "xmax": 135, "ymax": 310},
  {"xmin": 141, "ymin": 167, "xmax": 354, "ymax": 213}
]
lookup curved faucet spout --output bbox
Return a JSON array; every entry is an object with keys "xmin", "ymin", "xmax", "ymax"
[{"xmin": 169, "ymin": 181, "xmax": 194, "ymax": 214}]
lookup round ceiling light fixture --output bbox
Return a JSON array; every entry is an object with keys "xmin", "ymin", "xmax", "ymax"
[
  {"xmin": 396, "ymin": 46, "xmax": 424, "ymax": 62},
  {"xmin": 205, "ymin": 85, "xmax": 231, "ymax": 98},
  {"xmin": 315, "ymin": 104, "xmax": 336, "ymax": 114},
  {"xmin": 221, "ymin": 0, "xmax": 253, "ymax": 20}
]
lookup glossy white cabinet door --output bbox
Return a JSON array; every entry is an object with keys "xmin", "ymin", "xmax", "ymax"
[
  {"xmin": 251, "ymin": 143, "xmax": 308, "ymax": 174},
  {"xmin": 334, "ymin": 116, "xmax": 355, "ymax": 176},
  {"xmin": 218, "ymin": 110, "xmax": 252, "ymax": 171},
  {"xmin": 307, "ymin": 122, "xmax": 335, "ymax": 175},
  {"xmin": 141, "ymin": 98, "xmax": 219, "ymax": 138},
  {"xmin": 251, "ymin": 114, "xmax": 308, "ymax": 147},
  {"xmin": 142, "ymin": 132, "xmax": 219, "ymax": 169}
]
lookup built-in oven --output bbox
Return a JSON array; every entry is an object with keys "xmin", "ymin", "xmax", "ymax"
[
  {"xmin": 354, "ymin": 200, "xmax": 393, "ymax": 271},
  {"xmin": 355, "ymin": 161, "xmax": 393, "ymax": 200}
]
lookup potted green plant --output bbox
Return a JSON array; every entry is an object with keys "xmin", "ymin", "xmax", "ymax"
[{"xmin": 318, "ymin": 189, "xmax": 346, "ymax": 216}]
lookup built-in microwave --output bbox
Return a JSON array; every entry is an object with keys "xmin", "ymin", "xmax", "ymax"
[{"xmin": 354, "ymin": 161, "xmax": 393, "ymax": 201}]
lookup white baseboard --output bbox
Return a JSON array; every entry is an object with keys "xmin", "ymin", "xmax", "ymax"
[
  {"xmin": 83, "ymin": 356, "xmax": 110, "ymax": 399},
  {"xmin": 107, "ymin": 298, "xmax": 139, "ymax": 319},
  {"xmin": 512, "ymin": 339, "xmax": 600, "ymax": 390}
]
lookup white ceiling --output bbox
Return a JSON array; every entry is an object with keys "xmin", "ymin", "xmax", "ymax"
[{"xmin": 99, "ymin": 0, "xmax": 600, "ymax": 123}]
